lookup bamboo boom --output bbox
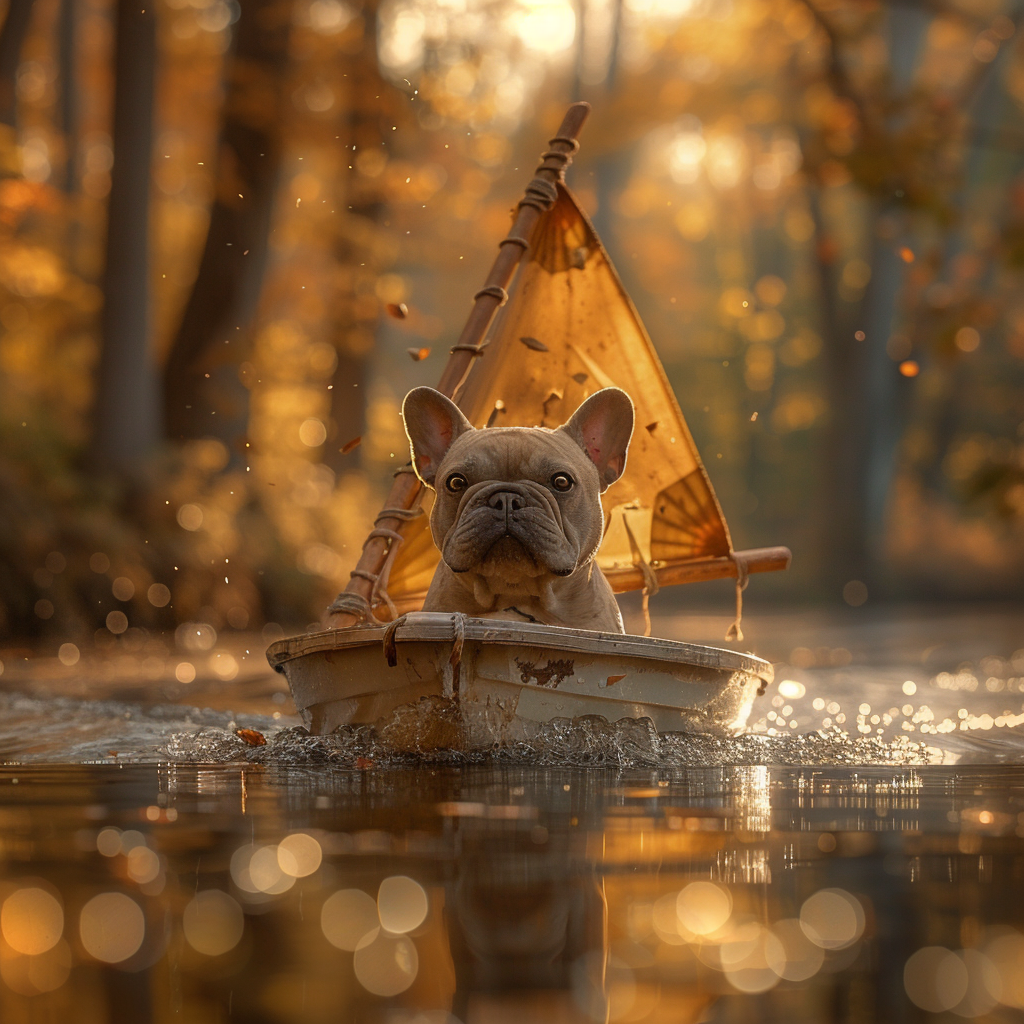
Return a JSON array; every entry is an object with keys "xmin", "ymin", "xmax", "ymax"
[
  {"xmin": 603, "ymin": 546, "xmax": 792, "ymax": 591},
  {"xmin": 325, "ymin": 101, "xmax": 594, "ymax": 627}
]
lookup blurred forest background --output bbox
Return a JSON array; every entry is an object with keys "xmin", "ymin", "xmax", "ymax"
[{"xmin": 2, "ymin": 0, "xmax": 1024, "ymax": 647}]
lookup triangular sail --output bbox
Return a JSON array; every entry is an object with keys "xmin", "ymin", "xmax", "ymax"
[{"xmin": 384, "ymin": 184, "xmax": 732, "ymax": 610}]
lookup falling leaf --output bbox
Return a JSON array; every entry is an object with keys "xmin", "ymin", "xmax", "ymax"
[
  {"xmin": 519, "ymin": 336, "xmax": 548, "ymax": 352},
  {"xmin": 750, "ymin": 412, "xmax": 758, "ymax": 421},
  {"xmin": 899, "ymin": 360, "xmax": 920, "ymax": 377},
  {"xmin": 571, "ymin": 372, "xmax": 588, "ymax": 385},
  {"xmin": 340, "ymin": 436, "xmax": 362, "ymax": 455},
  {"xmin": 387, "ymin": 302, "xmax": 409, "ymax": 319},
  {"xmin": 235, "ymin": 728, "xmax": 267, "ymax": 747},
  {"xmin": 899, "ymin": 247, "xmax": 915, "ymax": 263},
  {"xmin": 407, "ymin": 347, "xmax": 431, "ymax": 361}
]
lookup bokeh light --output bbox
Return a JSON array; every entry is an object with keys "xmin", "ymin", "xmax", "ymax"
[
  {"xmin": 352, "ymin": 930, "xmax": 419, "ymax": 996},
  {"xmin": 904, "ymin": 946, "xmax": 970, "ymax": 1012},
  {"xmin": 79, "ymin": 892, "xmax": 145, "ymax": 963},
  {"xmin": 676, "ymin": 881, "xmax": 732, "ymax": 937},
  {"xmin": 231, "ymin": 844, "xmax": 296, "ymax": 895},
  {"xmin": 183, "ymin": 891, "xmax": 244, "ymax": 956},
  {"xmin": 768, "ymin": 918, "xmax": 825, "ymax": 981},
  {"xmin": 799, "ymin": 889, "xmax": 864, "ymax": 949},
  {"xmin": 126, "ymin": 846, "xmax": 161, "ymax": 885},
  {"xmin": 377, "ymin": 876, "xmax": 429, "ymax": 934},
  {"xmin": 1, "ymin": 887, "xmax": 63, "ymax": 955},
  {"xmin": 0, "ymin": 938, "xmax": 72, "ymax": 995},
  {"xmin": 277, "ymin": 833, "xmax": 323, "ymax": 878},
  {"xmin": 321, "ymin": 889, "xmax": 380, "ymax": 951}
]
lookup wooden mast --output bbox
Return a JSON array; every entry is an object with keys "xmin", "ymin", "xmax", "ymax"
[{"xmin": 325, "ymin": 102, "xmax": 595, "ymax": 627}]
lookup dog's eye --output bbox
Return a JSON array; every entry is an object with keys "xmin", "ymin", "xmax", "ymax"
[
  {"xmin": 445, "ymin": 473, "xmax": 468, "ymax": 493},
  {"xmin": 551, "ymin": 473, "xmax": 574, "ymax": 492}
]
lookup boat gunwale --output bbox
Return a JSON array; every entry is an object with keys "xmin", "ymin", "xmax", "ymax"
[{"xmin": 266, "ymin": 614, "xmax": 773, "ymax": 683}]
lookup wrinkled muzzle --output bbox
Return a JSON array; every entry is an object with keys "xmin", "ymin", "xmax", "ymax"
[{"xmin": 441, "ymin": 480, "xmax": 579, "ymax": 577}]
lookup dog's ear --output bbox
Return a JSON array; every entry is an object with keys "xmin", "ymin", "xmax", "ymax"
[
  {"xmin": 561, "ymin": 388, "xmax": 634, "ymax": 491},
  {"xmin": 403, "ymin": 387, "xmax": 474, "ymax": 486}
]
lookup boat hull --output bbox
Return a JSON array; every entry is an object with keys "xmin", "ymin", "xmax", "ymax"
[{"xmin": 267, "ymin": 613, "xmax": 772, "ymax": 739}]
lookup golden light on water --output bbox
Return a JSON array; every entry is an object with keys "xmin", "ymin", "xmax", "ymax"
[
  {"xmin": 277, "ymin": 833, "xmax": 323, "ymax": 878},
  {"xmin": 352, "ymin": 931, "xmax": 419, "ymax": 997},
  {"xmin": 1, "ymin": 887, "xmax": 63, "ymax": 955},
  {"xmin": 321, "ymin": 889, "xmax": 380, "ymax": 951},
  {"xmin": 79, "ymin": 893, "xmax": 145, "ymax": 963},
  {"xmin": 182, "ymin": 891, "xmax": 244, "ymax": 957},
  {"xmin": 799, "ymin": 889, "xmax": 864, "ymax": 950},
  {"xmin": 377, "ymin": 876, "xmax": 428, "ymax": 934}
]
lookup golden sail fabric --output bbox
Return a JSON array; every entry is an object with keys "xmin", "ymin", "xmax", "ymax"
[{"xmin": 384, "ymin": 184, "xmax": 732, "ymax": 609}]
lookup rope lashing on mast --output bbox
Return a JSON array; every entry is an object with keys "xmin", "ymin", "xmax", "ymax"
[
  {"xmin": 519, "ymin": 176, "xmax": 559, "ymax": 213},
  {"xmin": 725, "ymin": 551, "xmax": 751, "ymax": 643},
  {"xmin": 330, "ymin": 506, "xmax": 426, "ymax": 624},
  {"xmin": 473, "ymin": 285, "xmax": 508, "ymax": 304}
]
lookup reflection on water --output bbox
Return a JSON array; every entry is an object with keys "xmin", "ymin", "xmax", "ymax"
[
  {"xmin": 0, "ymin": 763, "xmax": 1021, "ymax": 1021},
  {"xmin": 0, "ymin": 607, "xmax": 1023, "ymax": 1020}
]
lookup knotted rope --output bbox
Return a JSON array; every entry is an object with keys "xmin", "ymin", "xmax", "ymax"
[
  {"xmin": 623, "ymin": 515, "xmax": 660, "ymax": 638},
  {"xmin": 725, "ymin": 551, "xmax": 750, "ymax": 642}
]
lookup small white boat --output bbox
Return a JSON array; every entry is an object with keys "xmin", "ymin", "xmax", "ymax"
[
  {"xmin": 268, "ymin": 103, "xmax": 789, "ymax": 740},
  {"xmin": 267, "ymin": 612, "xmax": 772, "ymax": 737}
]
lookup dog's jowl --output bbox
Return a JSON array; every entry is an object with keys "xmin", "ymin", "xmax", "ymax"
[{"xmin": 402, "ymin": 386, "xmax": 634, "ymax": 632}]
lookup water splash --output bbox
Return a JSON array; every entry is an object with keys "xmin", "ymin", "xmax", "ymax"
[{"xmin": 164, "ymin": 696, "xmax": 945, "ymax": 769}]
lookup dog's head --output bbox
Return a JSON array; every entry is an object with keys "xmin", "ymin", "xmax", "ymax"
[{"xmin": 403, "ymin": 387, "xmax": 634, "ymax": 585}]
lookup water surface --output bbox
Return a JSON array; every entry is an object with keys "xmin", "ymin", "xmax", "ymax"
[{"xmin": 0, "ymin": 606, "xmax": 1021, "ymax": 1022}]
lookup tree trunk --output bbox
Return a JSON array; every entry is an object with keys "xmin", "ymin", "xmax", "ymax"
[
  {"xmin": 322, "ymin": 3, "xmax": 388, "ymax": 474},
  {"xmin": 0, "ymin": 0, "xmax": 33, "ymax": 128},
  {"xmin": 92, "ymin": 0, "xmax": 159, "ymax": 476},
  {"xmin": 814, "ymin": 4, "xmax": 932, "ymax": 595},
  {"xmin": 162, "ymin": 0, "xmax": 290, "ymax": 446},
  {"xmin": 57, "ymin": 0, "xmax": 76, "ymax": 192}
]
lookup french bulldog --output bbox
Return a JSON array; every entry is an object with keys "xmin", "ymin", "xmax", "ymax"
[{"xmin": 402, "ymin": 386, "xmax": 634, "ymax": 633}]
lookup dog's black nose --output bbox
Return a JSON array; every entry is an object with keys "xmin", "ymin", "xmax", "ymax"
[{"xmin": 487, "ymin": 490, "xmax": 526, "ymax": 512}]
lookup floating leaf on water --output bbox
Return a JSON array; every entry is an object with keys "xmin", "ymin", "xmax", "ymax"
[
  {"xmin": 339, "ymin": 436, "xmax": 362, "ymax": 455},
  {"xmin": 387, "ymin": 303, "xmax": 408, "ymax": 319},
  {"xmin": 519, "ymin": 336, "xmax": 548, "ymax": 352},
  {"xmin": 235, "ymin": 728, "xmax": 267, "ymax": 747},
  {"xmin": 571, "ymin": 372, "xmax": 588, "ymax": 385},
  {"xmin": 407, "ymin": 347, "xmax": 430, "ymax": 361}
]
